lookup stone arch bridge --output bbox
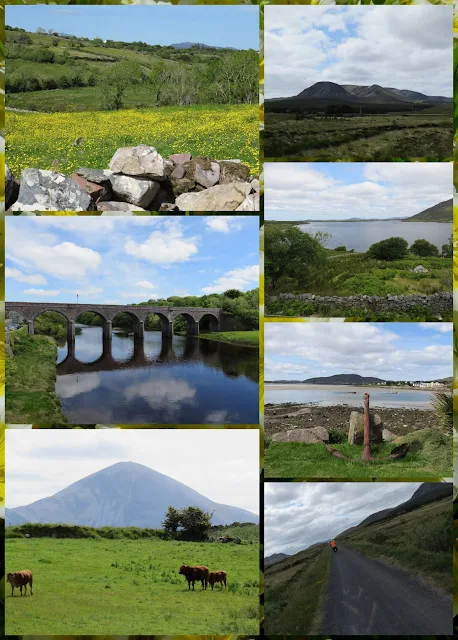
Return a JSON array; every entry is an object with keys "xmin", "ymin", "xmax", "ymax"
[{"xmin": 6, "ymin": 302, "xmax": 222, "ymax": 339}]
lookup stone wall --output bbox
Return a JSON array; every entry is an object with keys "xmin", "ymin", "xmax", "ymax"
[
  {"xmin": 6, "ymin": 145, "xmax": 260, "ymax": 213},
  {"xmin": 266, "ymin": 292, "xmax": 452, "ymax": 315}
]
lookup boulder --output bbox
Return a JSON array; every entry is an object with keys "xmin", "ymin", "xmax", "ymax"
[
  {"xmin": 171, "ymin": 165, "xmax": 186, "ymax": 180},
  {"xmin": 159, "ymin": 203, "xmax": 179, "ymax": 211},
  {"xmin": 382, "ymin": 428, "xmax": 398, "ymax": 442},
  {"xmin": 169, "ymin": 153, "xmax": 191, "ymax": 165},
  {"xmin": 6, "ymin": 164, "xmax": 14, "ymax": 206},
  {"xmin": 250, "ymin": 178, "xmax": 260, "ymax": 193},
  {"xmin": 71, "ymin": 173, "xmax": 109, "ymax": 204},
  {"xmin": 10, "ymin": 169, "xmax": 95, "ymax": 211},
  {"xmin": 412, "ymin": 265, "xmax": 429, "ymax": 274},
  {"xmin": 194, "ymin": 161, "xmax": 220, "ymax": 188},
  {"xmin": 175, "ymin": 182, "xmax": 251, "ymax": 211},
  {"xmin": 235, "ymin": 193, "xmax": 260, "ymax": 211},
  {"xmin": 75, "ymin": 168, "xmax": 114, "ymax": 185},
  {"xmin": 97, "ymin": 201, "xmax": 147, "ymax": 212},
  {"xmin": 271, "ymin": 427, "xmax": 329, "ymax": 443},
  {"xmin": 109, "ymin": 174, "xmax": 159, "ymax": 208},
  {"xmin": 219, "ymin": 160, "xmax": 250, "ymax": 184},
  {"xmin": 109, "ymin": 145, "xmax": 166, "ymax": 181},
  {"xmin": 348, "ymin": 411, "xmax": 383, "ymax": 445}
]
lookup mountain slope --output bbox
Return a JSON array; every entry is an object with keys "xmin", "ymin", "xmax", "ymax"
[
  {"xmin": 302, "ymin": 374, "xmax": 384, "ymax": 385},
  {"xmin": 265, "ymin": 552, "xmax": 290, "ymax": 567},
  {"xmin": 405, "ymin": 199, "xmax": 452, "ymax": 222},
  {"xmin": 6, "ymin": 461, "xmax": 259, "ymax": 528}
]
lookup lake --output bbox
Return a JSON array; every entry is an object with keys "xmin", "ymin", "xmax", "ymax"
[
  {"xmin": 265, "ymin": 385, "xmax": 433, "ymax": 409},
  {"xmin": 298, "ymin": 220, "xmax": 451, "ymax": 252},
  {"xmin": 55, "ymin": 325, "xmax": 259, "ymax": 424}
]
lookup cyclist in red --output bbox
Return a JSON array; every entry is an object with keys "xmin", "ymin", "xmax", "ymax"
[{"xmin": 330, "ymin": 539, "xmax": 337, "ymax": 553}]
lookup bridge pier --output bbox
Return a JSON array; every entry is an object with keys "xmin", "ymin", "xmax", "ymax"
[
  {"xmin": 189, "ymin": 320, "xmax": 200, "ymax": 336},
  {"xmin": 134, "ymin": 321, "xmax": 144, "ymax": 338},
  {"xmin": 26, "ymin": 320, "xmax": 34, "ymax": 335},
  {"xmin": 162, "ymin": 320, "xmax": 174, "ymax": 338},
  {"xmin": 103, "ymin": 320, "xmax": 112, "ymax": 340},
  {"xmin": 67, "ymin": 321, "xmax": 75, "ymax": 341},
  {"xmin": 67, "ymin": 338, "xmax": 75, "ymax": 357}
]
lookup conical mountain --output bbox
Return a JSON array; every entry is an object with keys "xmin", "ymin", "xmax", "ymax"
[{"xmin": 6, "ymin": 461, "xmax": 259, "ymax": 528}]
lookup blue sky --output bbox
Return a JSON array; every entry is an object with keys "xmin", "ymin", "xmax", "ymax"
[
  {"xmin": 265, "ymin": 322, "xmax": 452, "ymax": 382},
  {"xmin": 265, "ymin": 162, "xmax": 452, "ymax": 221},
  {"xmin": 6, "ymin": 5, "xmax": 259, "ymax": 50},
  {"xmin": 6, "ymin": 216, "xmax": 259, "ymax": 304},
  {"xmin": 264, "ymin": 5, "xmax": 452, "ymax": 98}
]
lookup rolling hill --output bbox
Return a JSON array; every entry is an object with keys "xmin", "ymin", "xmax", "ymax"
[
  {"xmin": 265, "ymin": 552, "xmax": 290, "ymax": 567},
  {"xmin": 6, "ymin": 461, "xmax": 259, "ymax": 528},
  {"xmin": 405, "ymin": 199, "xmax": 452, "ymax": 222}
]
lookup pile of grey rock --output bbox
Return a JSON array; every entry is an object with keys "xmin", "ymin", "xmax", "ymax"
[{"xmin": 6, "ymin": 144, "xmax": 260, "ymax": 213}]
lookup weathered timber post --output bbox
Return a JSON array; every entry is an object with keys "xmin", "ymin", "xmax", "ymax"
[{"xmin": 362, "ymin": 392, "xmax": 371, "ymax": 460}]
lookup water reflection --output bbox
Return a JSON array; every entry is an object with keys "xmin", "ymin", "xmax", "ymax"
[{"xmin": 55, "ymin": 325, "xmax": 259, "ymax": 424}]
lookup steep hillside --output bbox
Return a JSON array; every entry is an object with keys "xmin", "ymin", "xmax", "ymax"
[
  {"xmin": 6, "ymin": 461, "xmax": 259, "ymax": 528},
  {"xmin": 265, "ymin": 552, "xmax": 290, "ymax": 567},
  {"xmin": 405, "ymin": 199, "xmax": 452, "ymax": 222}
]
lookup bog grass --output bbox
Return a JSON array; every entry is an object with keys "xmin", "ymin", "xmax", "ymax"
[
  {"xmin": 5, "ymin": 537, "xmax": 259, "ymax": 635},
  {"xmin": 264, "ymin": 430, "xmax": 452, "ymax": 480},
  {"xmin": 264, "ymin": 112, "xmax": 453, "ymax": 160},
  {"xmin": 6, "ymin": 104, "xmax": 259, "ymax": 177}
]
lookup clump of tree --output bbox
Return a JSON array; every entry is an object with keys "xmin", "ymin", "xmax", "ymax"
[
  {"xmin": 366, "ymin": 237, "xmax": 409, "ymax": 261},
  {"xmin": 163, "ymin": 506, "xmax": 213, "ymax": 542},
  {"xmin": 409, "ymin": 239, "xmax": 439, "ymax": 257},
  {"xmin": 441, "ymin": 235, "xmax": 452, "ymax": 258}
]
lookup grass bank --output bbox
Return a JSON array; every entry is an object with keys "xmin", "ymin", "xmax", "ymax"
[
  {"xmin": 264, "ymin": 544, "xmax": 330, "ymax": 634},
  {"xmin": 339, "ymin": 497, "xmax": 452, "ymax": 593},
  {"xmin": 5, "ymin": 537, "xmax": 259, "ymax": 634},
  {"xmin": 7, "ymin": 104, "xmax": 259, "ymax": 177},
  {"xmin": 6, "ymin": 332, "xmax": 66, "ymax": 424},
  {"xmin": 264, "ymin": 429, "xmax": 452, "ymax": 480},
  {"xmin": 199, "ymin": 331, "xmax": 259, "ymax": 347}
]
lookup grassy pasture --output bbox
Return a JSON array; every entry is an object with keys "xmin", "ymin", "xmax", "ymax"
[
  {"xmin": 5, "ymin": 537, "xmax": 259, "ymax": 634},
  {"xmin": 264, "ymin": 112, "xmax": 452, "ymax": 160}
]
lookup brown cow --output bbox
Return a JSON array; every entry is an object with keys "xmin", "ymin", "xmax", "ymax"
[
  {"xmin": 7, "ymin": 570, "xmax": 33, "ymax": 597},
  {"xmin": 179, "ymin": 564, "xmax": 209, "ymax": 590},
  {"xmin": 208, "ymin": 570, "xmax": 227, "ymax": 590}
]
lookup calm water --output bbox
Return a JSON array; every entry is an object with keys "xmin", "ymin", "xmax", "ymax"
[
  {"xmin": 265, "ymin": 387, "xmax": 433, "ymax": 409},
  {"xmin": 299, "ymin": 221, "xmax": 451, "ymax": 252},
  {"xmin": 55, "ymin": 325, "xmax": 259, "ymax": 424}
]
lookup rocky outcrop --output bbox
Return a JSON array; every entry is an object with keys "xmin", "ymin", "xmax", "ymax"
[
  {"xmin": 7, "ymin": 145, "xmax": 260, "ymax": 213},
  {"xmin": 348, "ymin": 411, "xmax": 383, "ymax": 445}
]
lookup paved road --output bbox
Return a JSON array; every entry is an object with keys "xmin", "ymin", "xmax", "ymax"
[{"xmin": 321, "ymin": 545, "xmax": 452, "ymax": 635}]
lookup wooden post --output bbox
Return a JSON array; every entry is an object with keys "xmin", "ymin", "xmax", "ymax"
[{"xmin": 362, "ymin": 392, "xmax": 371, "ymax": 460}]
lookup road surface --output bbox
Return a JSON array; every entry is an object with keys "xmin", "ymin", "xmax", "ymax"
[{"xmin": 321, "ymin": 545, "xmax": 452, "ymax": 635}]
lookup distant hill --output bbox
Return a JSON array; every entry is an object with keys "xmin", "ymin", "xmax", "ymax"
[
  {"xmin": 6, "ymin": 461, "xmax": 259, "ymax": 528},
  {"xmin": 265, "ymin": 552, "xmax": 290, "ymax": 567},
  {"xmin": 171, "ymin": 42, "xmax": 236, "ymax": 50},
  {"xmin": 405, "ymin": 199, "xmax": 452, "ymax": 222},
  {"xmin": 267, "ymin": 374, "xmax": 385, "ymax": 385},
  {"xmin": 265, "ymin": 82, "xmax": 452, "ymax": 114}
]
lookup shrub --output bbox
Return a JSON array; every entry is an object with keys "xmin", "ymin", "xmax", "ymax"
[
  {"xmin": 334, "ymin": 246, "xmax": 347, "ymax": 252},
  {"xmin": 409, "ymin": 239, "xmax": 439, "ymax": 257},
  {"xmin": 366, "ymin": 237, "xmax": 409, "ymax": 261}
]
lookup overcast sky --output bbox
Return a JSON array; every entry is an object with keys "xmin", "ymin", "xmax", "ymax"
[
  {"xmin": 265, "ymin": 322, "xmax": 452, "ymax": 382},
  {"xmin": 6, "ymin": 430, "xmax": 260, "ymax": 513},
  {"xmin": 6, "ymin": 217, "xmax": 259, "ymax": 303},
  {"xmin": 265, "ymin": 482, "xmax": 421, "ymax": 557},
  {"xmin": 264, "ymin": 5, "xmax": 452, "ymax": 99},
  {"xmin": 265, "ymin": 162, "xmax": 452, "ymax": 221}
]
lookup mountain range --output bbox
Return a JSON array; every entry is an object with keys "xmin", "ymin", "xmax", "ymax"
[
  {"xmin": 405, "ymin": 199, "xmax": 452, "ymax": 223},
  {"xmin": 266, "ymin": 374, "xmax": 452, "ymax": 385},
  {"xmin": 6, "ymin": 461, "xmax": 259, "ymax": 528},
  {"xmin": 267, "ymin": 82, "xmax": 452, "ymax": 110},
  {"xmin": 170, "ymin": 42, "xmax": 236, "ymax": 50}
]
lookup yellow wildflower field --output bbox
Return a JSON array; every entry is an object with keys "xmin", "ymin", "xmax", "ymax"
[{"xmin": 6, "ymin": 104, "xmax": 259, "ymax": 177}]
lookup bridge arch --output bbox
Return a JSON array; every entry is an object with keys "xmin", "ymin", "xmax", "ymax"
[
  {"xmin": 172, "ymin": 312, "xmax": 200, "ymax": 336},
  {"xmin": 199, "ymin": 313, "xmax": 220, "ymax": 333}
]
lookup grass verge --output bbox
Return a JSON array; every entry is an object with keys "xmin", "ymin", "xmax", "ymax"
[
  {"xmin": 198, "ymin": 331, "xmax": 259, "ymax": 347},
  {"xmin": 6, "ymin": 333, "xmax": 67, "ymax": 423}
]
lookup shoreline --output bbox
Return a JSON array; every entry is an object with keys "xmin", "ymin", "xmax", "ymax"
[{"xmin": 265, "ymin": 383, "xmax": 436, "ymax": 393}]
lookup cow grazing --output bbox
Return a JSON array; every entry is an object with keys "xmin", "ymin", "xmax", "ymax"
[
  {"xmin": 179, "ymin": 564, "xmax": 209, "ymax": 590},
  {"xmin": 208, "ymin": 570, "xmax": 227, "ymax": 590},
  {"xmin": 7, "ymin": 570, "xmax": 33, "ymax": 597}
]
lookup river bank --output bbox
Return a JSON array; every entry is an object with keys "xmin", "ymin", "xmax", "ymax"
[
  {"xmin": 198, "ymin": 331, "xmax": 259, "ymax": 347},
  {"xmin": 6, "ymin": 332, "xmax": 67, "ymax": 424},
  {"xmin": 264, "ymin": 402, "xmax": 441, "ymax": 439}
]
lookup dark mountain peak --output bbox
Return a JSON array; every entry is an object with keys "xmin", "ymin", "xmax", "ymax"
[
  {"xmin": 297, "ymin": 81, "xmax": 350, "ymax": 99},
  {"xmin": 405, "ymin": 199, "xmax": 452, "ymax": 222}
]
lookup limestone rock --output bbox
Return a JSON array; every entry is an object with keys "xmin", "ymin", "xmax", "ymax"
[
  {"xmin": 348, "ymin": 411, "xmax": 383, "ymax": 445},
  {"xmin": 109, "ymin": 145, "xmax": 166, "ymax": 181},
  {"xmin": 6, "ymin": 164, "xmax": 14, "ymax": 206},
  {"xmin": 250, "ymin": 178, "xmax": 260, "ymax": 193},
  {"xmin": 235, "ymin": 193, "xmax": 260, "ymax": 211},
  {"xmin": 75, "ymin": 168, "xmax": 114, "ymax": 185},
  {"xmin": 271, "ymin": 427, "xmax": 329, "ymax": 443},
  {"xmin": 169, "ymin": 153, "xmax": 191, "ymax": 165},
  {"xmin": 382, "ymin": 428, "xmax": 398, "ymax": 442},
  {"xmin": 194, "ymin": 161, "xmax": 220, "ymax": 188},
  {"xmin": 413, "ymin": 265, "xmax": 429, "ymax": 274},
  {"xmin": 171, "ymin": 165, "xmax": 186, "ymax": 180},
  {"xmin": 219, "ymin": 161, "xmax": 250, "ymax": 184},
  {"xmin": 10, "ymin": 169, "xmax": 95, "ymax": 211},
  {"xmin": 109, "ymin": 174, "xmax": 159, "ymax": 208},
  {"xmin": 176, "ymin": 182, "xmax": 251, "ymax": 211},
  {"xmin": 97, "ymin": 201, "xmax": 147, "ymax": 212},
  {"xmin": 71, "ymin": 173, "xmax": 109, "ymax": 203}
]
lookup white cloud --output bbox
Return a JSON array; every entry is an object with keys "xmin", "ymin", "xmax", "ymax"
[
  {"xmin": 6, "ymin": 267, "xmax": 47, "ymax": 285},
  {"xmin": 124, "ymin": 220, "xmax": 199, "ymax": 264},
  {"xmin": 134, "ymin": 280, "xmax": 155, "ymax": 289},
  {"xmin": 418, "ymin": 323, "xmax": 453, "ymax": 333},
  {"xmin": 265, "ymin": 5, "xmax": 452, "ymax": 99},
  {"xmin": 22, "ymin": 288, "xmax": 60, "ymax": 297},
  {"xmin": 71, "ymin": 286, "xmax": 103, "ymax": 296},
  {"xmin": 201, "ymin": 264, "xmax": 259, "ymax": 294},
  {"xmin": 205, "ymin": 217, "xmax": 243, "ymax": 233}
]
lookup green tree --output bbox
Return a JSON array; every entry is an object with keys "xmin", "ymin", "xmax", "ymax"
[
  {"xmin": 224, "ymin": 289, "xmax": 243, "ymax": 299},
  {"xmin": 180, "ymin": 506, "xmax": 213, "ymax": 542},
  {"xmin": 264, "ymin": 226, "xmax": 327, "ymax": 291},
  {"xmin": 99, "ymin": 61, "xmax": 142, "ymax": 110},
  {"xmin": 366, "ymin": 237, "xmax": 408, "ymax": 261},
  {"xmin": 441, "ymin": 235, "xmax": 453, "ymax": 258},
  {"xmin": 409, "ymin": 239, "xmax": 439, "ymax": 257},
  {"xmin": 162, "ymin": 506, "xmax": 181, "ymax": 536}
]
